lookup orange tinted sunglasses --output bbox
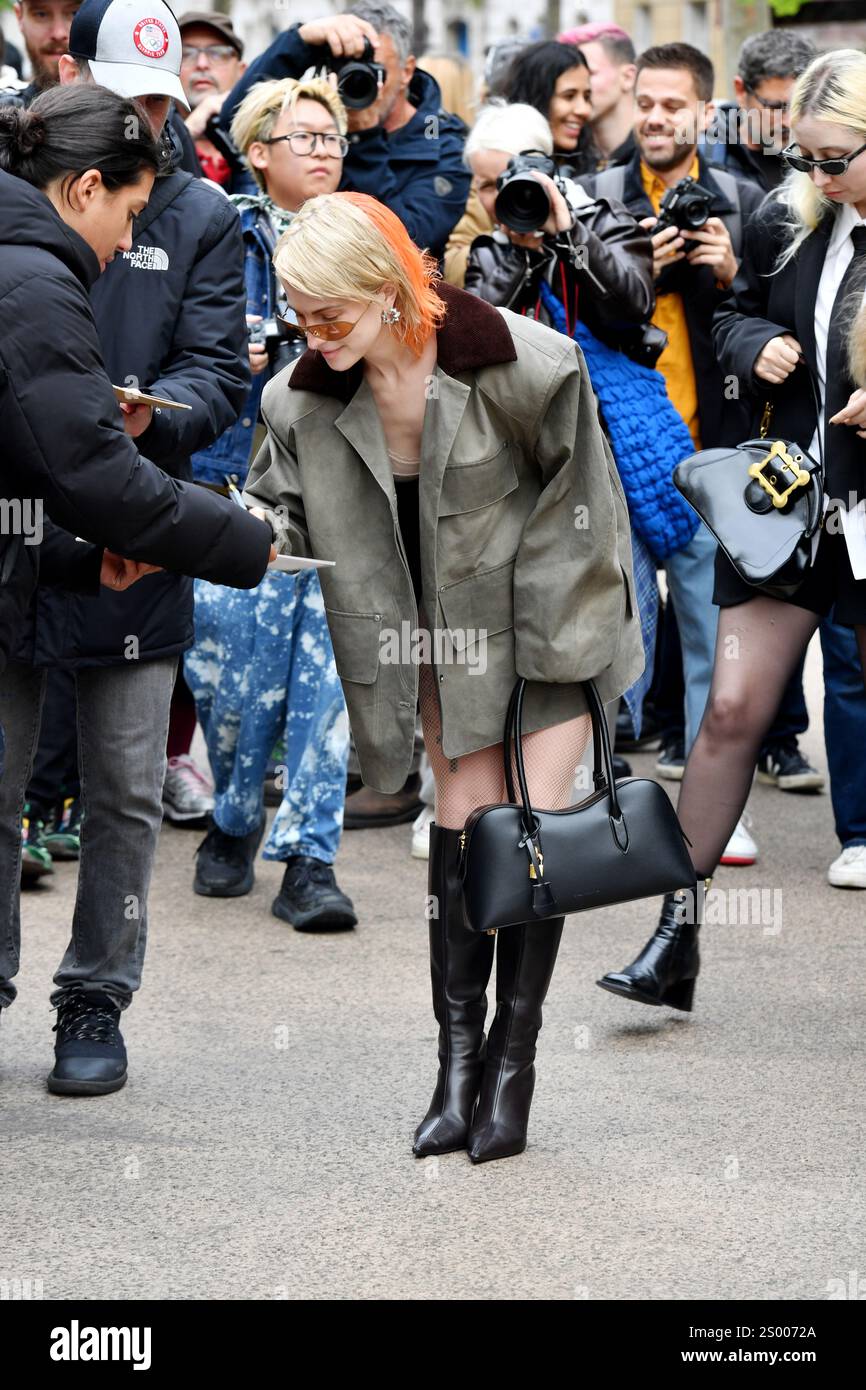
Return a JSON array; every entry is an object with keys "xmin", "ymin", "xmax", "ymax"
[{"xmin": 276, "ymin": 308, "xmax": 367, "ymax": 341}]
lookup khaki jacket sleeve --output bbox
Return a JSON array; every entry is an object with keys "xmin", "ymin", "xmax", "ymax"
[
  {"xmin": 242, "ymin": 393, "xmax": 312, "ymax": 559},
  {"xmin": 513, "ymin": 344, "xmax": 629, "ymax": 684}
]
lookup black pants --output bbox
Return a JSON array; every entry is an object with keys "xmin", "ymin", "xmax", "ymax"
[{"xmin": 26, "ymin": 667, "xmax": 78, "ymax": 816}]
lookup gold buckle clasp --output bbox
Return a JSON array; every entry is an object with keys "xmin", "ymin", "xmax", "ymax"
[
  {"xmin": 528, "ymin": 849, "xmax": 544, "ymax": 880},
  {"xmin": 747, "ymin": 440, "xmax": 810, "ymax": 509}
]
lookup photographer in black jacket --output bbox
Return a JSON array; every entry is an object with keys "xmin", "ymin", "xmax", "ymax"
[
  {"xmin": 216, "ymin": 3, "xmax": 470, "ymax": 261},
  {"xmin": 462, "ymin": 102, "xmax": 653, "ymax": 350}
]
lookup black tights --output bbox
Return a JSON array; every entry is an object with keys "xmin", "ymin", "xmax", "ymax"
[{"xmin": 678, "ymin": 597, "xmax": 866, "ymax": 878}]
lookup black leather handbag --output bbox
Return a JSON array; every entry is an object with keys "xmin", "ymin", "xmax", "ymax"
[
  {"xmin": 673, "ymin": 393, "xmax": 825, "ymax": 599},
  {"xmin": 457, "ymin": 678, "xmax": 695, "ymax": 934}
]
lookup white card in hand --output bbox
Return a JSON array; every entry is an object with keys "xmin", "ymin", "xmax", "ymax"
[
  {"xmin": 838, "ymin": 501, "xmax": 866, "ymax": 580},
  {"xmin": 268, "ymin": 554, "xmax": 335, "ymax": 572}
]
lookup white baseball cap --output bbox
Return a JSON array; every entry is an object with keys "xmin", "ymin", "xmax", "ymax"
[{"xmin": 69, "ymin": 0, "xmax": 190, "ymax": 112}]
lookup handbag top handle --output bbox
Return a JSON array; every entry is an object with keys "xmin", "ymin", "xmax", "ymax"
[{"xmin": 501, "ymin": 678, "xmax": 627, "ymax": 850}]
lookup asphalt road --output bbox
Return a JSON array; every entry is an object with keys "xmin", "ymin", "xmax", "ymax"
[{"xmin": 2, "ymin": 637, "xmax": 864, "ymax": 1301}]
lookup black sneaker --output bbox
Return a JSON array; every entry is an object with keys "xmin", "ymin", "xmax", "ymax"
[
  {"xmin": 612, "ymin": 754, "xmax": 632, "ymax": 779},
  {"xmin": 194, "ymin": 811, "xmax": 266, "ymax": 897},
  {"xmin": 655, "ymin": 737, "xmax": 685, "ymax": 781},
  {"xmin": 757, "ymin": 740, "xmax": 825, "ymax": 793},
  {"xmin": 47, "ymin": 991, "xmax": 127, "ymax": 1095},
  {"xmin": 272, "ymin": 856, "xmax": 358, "ymax": 931}
]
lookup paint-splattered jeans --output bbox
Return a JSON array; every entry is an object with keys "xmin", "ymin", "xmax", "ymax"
[{"xmin": 184, "ymin": 570, "xmax": 349, "ymax": 864}]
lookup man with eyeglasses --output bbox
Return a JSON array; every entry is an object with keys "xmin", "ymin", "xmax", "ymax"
[
  {"xmin": 704, "ymin": 30, "xmax": 816, "ymax": 193},
  {"xmin": 178, "ymin": 9, "xmax": 245, "ymax": 187}
]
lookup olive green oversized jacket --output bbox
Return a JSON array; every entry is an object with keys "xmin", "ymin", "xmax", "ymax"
[{"xmin": 244, "ymin": 281, "xmax": 644, "ymax": 793}]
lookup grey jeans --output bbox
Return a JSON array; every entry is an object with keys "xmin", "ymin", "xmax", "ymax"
[{"xmin": 0, "ymin": 657, "xmax": 177, "ymax": 1011}]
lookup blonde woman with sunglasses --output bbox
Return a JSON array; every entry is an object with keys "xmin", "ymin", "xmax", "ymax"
[
  {"xmin": 598, "ymin": 50, "xmax": 866, "ymax": 1012},
  {"xmin": 245, "ymin": 190, "xmax": 643, "ymax": 1163}
]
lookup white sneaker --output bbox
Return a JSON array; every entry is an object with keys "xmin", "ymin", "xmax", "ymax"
[
  {"xmin": 411, "ymin": 805, "xmax": 435, "ymax": 860},
  {"xmin": 719, "ymin": 813, "xmax": 758, "ymax": 867},
  {"xmin": 163, "ymin": 754, "xmax": 215, "ymax": 825},
  {"xmin": 828, "ymin": 845, "xmax": 866, "ymax": 889}
]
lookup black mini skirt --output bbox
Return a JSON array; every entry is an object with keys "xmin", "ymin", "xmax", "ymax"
[{"xmin": 713, "ymin": 525, "xmax": 866, "ymax": 627}]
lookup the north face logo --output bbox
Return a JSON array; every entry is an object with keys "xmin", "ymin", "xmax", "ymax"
[{"xmin": 123, "ymin": 245, "xmax": 170, "ymax": 271}]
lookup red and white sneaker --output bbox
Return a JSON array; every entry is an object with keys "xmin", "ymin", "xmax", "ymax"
[{"xmin": 719, "ymin": 813, "xmax": 758, "ymax": 867}]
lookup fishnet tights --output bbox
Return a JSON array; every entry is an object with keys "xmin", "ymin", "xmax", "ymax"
[{"xmin": 417, "ymin": 659, "xmax": 592, "ymax": 829}]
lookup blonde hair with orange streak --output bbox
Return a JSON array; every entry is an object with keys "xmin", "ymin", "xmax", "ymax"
[{"xmin": 272, "ymin": 191, "xmax": 446, "ymax": 356}]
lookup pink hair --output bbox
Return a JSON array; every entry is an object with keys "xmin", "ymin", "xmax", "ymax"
[{"xmin": 557, "ymin": 23, "xmax": 632, "ymax": 48}]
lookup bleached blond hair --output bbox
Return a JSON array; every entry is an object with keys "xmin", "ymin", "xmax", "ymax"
[
  {"xmin": 774, "ymin": 49, "xmax": 866, "ymax": 270},
  {"xmin": 273, "ymin": 192, "xmax": 445, "ymax": 356},
  {"xmin": 230, "ymin": 77, "xmax": 347, "ymax": 191}
]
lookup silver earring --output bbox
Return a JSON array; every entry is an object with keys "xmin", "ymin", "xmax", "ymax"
[{"xmin": 381, "ymin": 306, "xmax": 401, "ymax": 325}]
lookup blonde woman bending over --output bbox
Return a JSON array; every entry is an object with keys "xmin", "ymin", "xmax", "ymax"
[{"xmin": 244, "ymin": 191, "xmax": 642, "ymax": 1163}]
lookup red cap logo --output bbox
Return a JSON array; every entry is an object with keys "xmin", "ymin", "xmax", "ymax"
[{"xmin": 133, "ymin": 18, "xmax": 169, "ymax": 60}]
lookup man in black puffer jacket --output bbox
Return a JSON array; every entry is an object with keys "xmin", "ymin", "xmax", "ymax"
[{"xmin": 0, "ymin": 0, "xmax": 257, "ymax": 1095}]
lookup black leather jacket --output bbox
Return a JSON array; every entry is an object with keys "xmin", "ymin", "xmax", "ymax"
[{"xmin": 464, "ymin": 188, "xmax": 654, "ymax": 350}]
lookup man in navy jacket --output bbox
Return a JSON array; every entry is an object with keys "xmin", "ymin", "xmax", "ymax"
[{"xmin": 218, "ymin": 3, "xmax": 470, "ymax": 261}]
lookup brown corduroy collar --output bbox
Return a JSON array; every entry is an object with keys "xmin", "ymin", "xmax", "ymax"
[{"xmin": 286, "ymin": 279, "xmax": 518, "ymax": 401}]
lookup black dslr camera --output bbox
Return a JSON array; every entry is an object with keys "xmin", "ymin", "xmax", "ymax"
[
  {"xmin": 654, "ymin": 175, "xmax": 713, "ymax": 234},
  {"xmin": 494, "ymin": 150, "xmax": 579, "ymax": 235},
  {"xmin": 248, "ymin": 316, "xmax": 301, "ymax": 375},
  {"xmin": 324, "ymin": 37, "xmax": 385, "ymax": 109}
]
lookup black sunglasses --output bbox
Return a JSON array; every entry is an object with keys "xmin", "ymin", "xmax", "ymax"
[{"xmin": 781, "ymin": 139, "xmax": 866, "ymax": 176}]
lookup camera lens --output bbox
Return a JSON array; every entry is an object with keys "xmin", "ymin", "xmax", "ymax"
[
  {"xmin": 337, "ymin": 62, "xmax": 380, "ymax": 109},
  {"xmin": 681, "ymin": 198, "xmax": 709, "ymax": 230},
  {"xmin": 494, "ymin": 175, "xmax": 550, "ymax": 234}
]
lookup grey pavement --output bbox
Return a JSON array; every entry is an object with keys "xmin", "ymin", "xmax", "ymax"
[{"xmin": 1, "ymin": 637, "xmax": 864, "ymax": 1301}]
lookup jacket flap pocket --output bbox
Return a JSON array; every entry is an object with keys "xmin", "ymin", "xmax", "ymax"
[
  {"xmin": 324, "ymin": 607, "xmax": 381, "ymax": 684},
  {"xmin": 437, "ymin": 556, "xmax": 515, "ymax": 650},
  {"xmin": 439, "ymin": 443, "xmax": 518, "ymax": 516}
]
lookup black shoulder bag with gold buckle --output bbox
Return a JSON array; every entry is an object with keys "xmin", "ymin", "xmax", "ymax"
[
  {"xmin": 672, "ymin": 376, "xmax": 825, "ymax": 599},
  {"xmin": 457, "ymin": 678, "xmax": 695, "ymax": 934}
]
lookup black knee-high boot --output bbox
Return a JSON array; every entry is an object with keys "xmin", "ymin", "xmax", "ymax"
[
  {"xmin": 413, "ymin": 824, "xmax": 496, "ymax": 1157},
  {"xmin": 595, "ymin": 879, "xmax": 711, "ymax": 1011},
  {"xmin": 467, "ymin": 915, "xmax": 565, "ymax": 1165}
]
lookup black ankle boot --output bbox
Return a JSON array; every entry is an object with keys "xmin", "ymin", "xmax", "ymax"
[
  {"xmin": 596, "ymin": 880, "xmax": 709, "ymax": 1011},
  {"xmin": 47, "ymin": 990, "xmax": 128, "ymax": 1095},
  {"xmin": 467, "ymin": 915, "xmax": 565, "ymax": 1165},
  {"xmin": 413, "ymin": 825, "xmax": 496, "ymax": 1157}
]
